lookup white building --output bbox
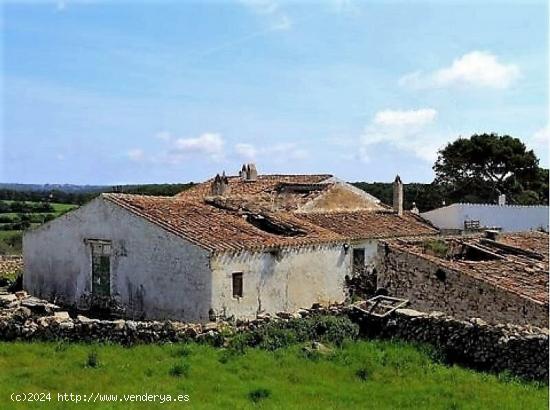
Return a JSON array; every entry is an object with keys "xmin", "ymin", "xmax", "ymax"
[
  {"xmin": 421, "ymin": 202, "xmax": 549, "ymax": 233},
  {"xmin": 23, "ymin": 167, "xmax": 436, "ymax": 322}
]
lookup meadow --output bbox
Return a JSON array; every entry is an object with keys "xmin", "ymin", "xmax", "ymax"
[{"xmin": 0, "ymin": 340, "xmax": 546, "ymax": 410}]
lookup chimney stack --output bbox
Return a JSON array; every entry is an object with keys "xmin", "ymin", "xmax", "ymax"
[
  {"xmin": 393, "ymin": 175, "xmax": 403, "ymax": 216},
  {"xmin": 498, "ymin": 194, "xmax": 506, "ymax": 206},
  {"xmin": 240, "ymin": 163, "xmax": 258, "ymax": 182},
  {"xmin": 239, "ymin": 164, "xmax": 247, "ymax": 179},
  {"xmin": 211, "ymin": 172, "xmax": 230, "ymax": 196}
]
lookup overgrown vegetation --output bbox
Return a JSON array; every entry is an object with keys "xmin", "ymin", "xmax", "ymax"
[
  {"xmin": 423, "ymin": 239, "xmax": 449, "ymax": 258},
  {"xmin": 0, "ymin": 341, "xmax": 545, "ymax": 409},
  {"xmin": 225, "ymin": 315, "xmax": 359, "ymax": 353}
]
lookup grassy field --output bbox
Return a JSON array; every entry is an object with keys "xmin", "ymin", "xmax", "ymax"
[
  {"xmin": 0, "ymin": 340, "xmax": 546, "ymax": 410},
  {"xmin": 0, "ymin": 200, "xmax": 78, "ymax": 255}
]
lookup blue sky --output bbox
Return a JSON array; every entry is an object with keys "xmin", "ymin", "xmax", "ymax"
[{"xmin": 1, "ymin": 0, "xmax": 548, "ymax": 184}]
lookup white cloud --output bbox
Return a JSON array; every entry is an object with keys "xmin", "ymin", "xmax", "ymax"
[
  {"xmin": 400, "ymin": 51, "xmax": 520, "ymax": 89},
  {"xmin": 239, "ymin": 0, "xmax": 292, "ymax": 30},
  {"xmin": 173, "ymin": 132, "xmax": 225, "ymax": 161},
  {"xmin": 359, "ymin": 108, "xmax": 449, "ymax": 163},
  {"xmin": 373, "ymin": 108, "xmax": 437, "ymax": 127},
  {"xmin": 127, "ymin": 148, "xmax": 145, "ymax": 162},
  {"xmin": 533, "ymin": 125, "xmax": 550, "ymax": 145},
  {"xmin": 234, "ymin": 141, "xmax": 308, "ymax": 162}
]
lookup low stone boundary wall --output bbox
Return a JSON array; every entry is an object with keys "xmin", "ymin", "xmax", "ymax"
[
  {"xmin": 1, "ymin": 292, "xmax": 547, "ymax": 382},
  {"xmin": 350, "ymin": 307, "xmax": 548, "ymax": 382}
]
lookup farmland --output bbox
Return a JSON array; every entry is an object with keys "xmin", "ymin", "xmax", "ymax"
[
  {"xmin": 0, "ymin": 200, "xmax": 77, "ymax": 255},
  {"xmin": 0, "ymin": 340, "xmax": 546, "ymax": 410}
]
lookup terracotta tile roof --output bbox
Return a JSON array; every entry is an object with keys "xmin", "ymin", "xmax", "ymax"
[
  {"xmin": 298, "ymin": 210, "xmax": 438, "ymax": 240},
  {"xmin": 176, "ymin": 174, "xmax": 333, "ymax": 200},
  {"xmin": 386, "ymin": 232, "xmax": 549, "ymax": 305},
  {"xmin": 103, "ymin": 173, "xmax": 438, "ymax": 253},
  {"xmin": 103, "ymin": 193, "xmax": 344, "ymax": 252}
]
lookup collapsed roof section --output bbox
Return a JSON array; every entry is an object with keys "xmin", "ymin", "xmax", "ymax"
[{"xmin": 384, "ymin": 231, "xmax": 549, "ymax": 305}]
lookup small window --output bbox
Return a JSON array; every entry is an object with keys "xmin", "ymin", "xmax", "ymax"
[
  {"xmin": 232, "ymin": 272, "xmax": 243, "ymax": 298},
  {"xmin": 352, "ymin": 248, "xmax": 365, "ymax": 267}
]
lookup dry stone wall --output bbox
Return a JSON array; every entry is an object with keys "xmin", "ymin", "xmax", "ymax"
[{"xmin": 1, "ymin": 292, "xmax": 547, "ymax": 382}]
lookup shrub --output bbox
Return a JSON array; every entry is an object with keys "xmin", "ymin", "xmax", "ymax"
[{"xmin": 248, "ymin": 388, "xmax": 271, "ymax": 403}]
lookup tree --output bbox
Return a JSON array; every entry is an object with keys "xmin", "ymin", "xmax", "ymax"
[{"xmin": 433, "ymin": 133, "xmax": 546, "ymax": 205}]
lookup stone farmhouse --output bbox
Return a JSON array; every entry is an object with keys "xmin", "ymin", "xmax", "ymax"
[
  {"xmin": 378, "ymin": 231, "xmax": 549, "ymax": 328},
  {"xmin": 23, "ymin": 165, "xmax": 437, "ymax": 322}
]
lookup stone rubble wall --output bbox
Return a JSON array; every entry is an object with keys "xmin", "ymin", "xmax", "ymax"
[
  {"xmin": 377, "ymin": 244, "xmax": 548, "ymax": 328},
  {"xmin": 350, "ymin": 307, "xmax": 548, "ymax": 382},
  {"xmin": 0, "ymin": 256, "xmax": 23, "ymax": 276},
  {"xmin": 0, "ymin": 292, "xmax": 547, "ymax": 382}
]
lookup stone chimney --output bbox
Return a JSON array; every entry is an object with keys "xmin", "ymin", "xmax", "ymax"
[
  {"xmin": 498, "ymin": 194, "xmax": 506, "ymax": 206},
  {"xmin": 242, "ymin": 163, "xmax": 258, "ymax": 182},
  {"xmin": 239, "ymin": 164, "xmax": 247, "ymax": 180},
  {"xmin": 211, "ymin": 172, "xmax": 230, "ymax": 196},
  {"xmin": 393, "ymin": 175, "xmax": 403, "ymax": 216}
]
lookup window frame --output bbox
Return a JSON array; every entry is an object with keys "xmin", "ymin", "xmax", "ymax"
[{"xmin": 232, "ymin": 272, "xmax": 244, "ymax": 299}]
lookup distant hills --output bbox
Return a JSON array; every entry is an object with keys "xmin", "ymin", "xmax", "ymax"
[{"xmin": 0, "ymin": 183, "xmax": 108, "ymax": 193}]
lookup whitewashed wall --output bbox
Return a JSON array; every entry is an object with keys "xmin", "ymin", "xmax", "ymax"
[
  {"xmin": 421, "ymin": 204, "xmax": 549, "ymax": 232},
  {"xmin": 209, "ymin": 240, "xmax": 379, "ymax": 319},
  {"xmin": 23, "ymin": 197, "xmax": 212, "ymax": 322}
]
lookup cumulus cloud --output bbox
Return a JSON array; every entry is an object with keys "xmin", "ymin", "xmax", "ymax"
[
  {"xmin": 400, "ymin": 51, "xmax": 520, "ymax": 89},
  {"xmin": 373, "ymin": 108, "xmax": 437, "ymax": 127},
  {"xmin": 173, "ymin": 133, "xmax": 225, "ymax": 161},
  {"xmin": 239, "ymin": 0, "xmax": 292, "ymax": 30},
  {"xmin": 359, "ymin": 108, "xmax": 449, "ymax": 163}
]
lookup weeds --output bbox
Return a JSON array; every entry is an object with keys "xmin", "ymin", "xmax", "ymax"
[
  {"xmin": 169, "ymin": 362, "xmax": 190, "ymax": 378},
  {"xmin": 248, "ymin": 388, "xmax": 271, "ymax": 403}
]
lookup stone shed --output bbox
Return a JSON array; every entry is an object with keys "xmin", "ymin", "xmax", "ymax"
[
  {"xmin": 377, "ymin": 231, "xmax": 549, "ymax": 327},
  {"xmin": 23, "ymin": 165, "xmax": 437, "ymax": 322}
]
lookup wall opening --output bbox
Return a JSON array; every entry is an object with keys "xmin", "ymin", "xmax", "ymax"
[
  {"xmin": 232, "ymin": 272, "xmax": 243, "ymax": 298},
  {"xmin": 90, "ymin": 240, "xmax": 112, "ymax": 297},
  {"xmin": 352, "ymin": 248, "xmax": 365, "ymax": 273}
]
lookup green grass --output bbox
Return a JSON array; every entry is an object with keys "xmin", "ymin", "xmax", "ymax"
[
  {"xmin": 0, "ymin": 340, "xmax": 546, "ymax": 409},
  {"xmin": 50, "ymin": 202, "xmax": 78, "ymax": 213}
]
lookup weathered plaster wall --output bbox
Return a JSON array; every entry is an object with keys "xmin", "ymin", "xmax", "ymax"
[
  {"xmin": 210, "ymin": 240, "xmax": 380, "ymax": 319},
  {"xmin": 23, "ymin": 197, "xmax": 212, "ymax": 322},
  {"xmin": 210, "ymin": 244, "xmax": 345, "ymax": 319},
  {"xmin": 377, "ymin": 244, "xmax": 548, "ymax": 327},
  {"xmin": 299, "ymin": 184, "xmax": 382, "ymax": 213},
  {"xmin": 421, "ymin": 203, "xmax": 549, "ymax": 232}
]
